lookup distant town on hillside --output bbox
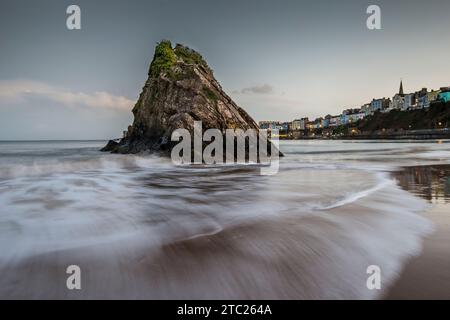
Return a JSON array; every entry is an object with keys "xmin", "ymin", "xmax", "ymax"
[{"xmin": 259, "ymin": 82, "xmax": 450, "ymax": 139}]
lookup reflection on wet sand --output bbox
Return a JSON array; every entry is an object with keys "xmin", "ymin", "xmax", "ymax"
[
  {"xmin": 386, "ymin": 164, "xmax": 450, "ymax": 299},
  {"xmin": 393, "ymin": 165, "xmax": 450, "ymax": 203}
]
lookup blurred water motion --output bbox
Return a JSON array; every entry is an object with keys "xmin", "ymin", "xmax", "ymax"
[{"xmin": 0, "ymin": 140, "xmax": 449, "ymax": 299}]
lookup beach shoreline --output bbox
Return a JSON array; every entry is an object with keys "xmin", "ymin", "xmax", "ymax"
[
  {"xmin": 0, "ymin": 140, "xmax": 449, "ymax": 299},
  {"xmin": 385, "ymin": 164, "xmax": 450, "ymax": 299},
  {"xmin": 384, "ymin": 203, "xmax": 450, "ymax": 299}
]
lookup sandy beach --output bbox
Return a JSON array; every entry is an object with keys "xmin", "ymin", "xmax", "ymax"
[
  {"xmin": 386, "ymin": 164, "xmax": 450, "ymax": 299},
  {"xmin": 0, "ymin": 140, "xmax": 449, "ymax": 299},
  {"xmin": 386, "ymin": 203, "xmax": 450, "ymax": 299}
]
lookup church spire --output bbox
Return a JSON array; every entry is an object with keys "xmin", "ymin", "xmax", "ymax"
[{"xmin": 399, "ymin": 79, "xmax": 404, "ymax": 96}]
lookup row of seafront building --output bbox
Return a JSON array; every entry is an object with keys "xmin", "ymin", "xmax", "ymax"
[{"xmin": 259, "ymin": 81, "xmax": 450, "ymax": 138}]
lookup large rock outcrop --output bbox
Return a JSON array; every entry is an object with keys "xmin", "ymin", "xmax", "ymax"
[{"xmin": 102, "ymin": 40, "xmax": 279, "ymax": 158}]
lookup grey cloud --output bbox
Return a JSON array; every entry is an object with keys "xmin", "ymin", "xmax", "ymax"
[
  {"xmin": 0, "ymin": 80, "xmax": 134, "ymax": 111},
  {"xmin": 240, "ymin": 84, "xmax": 274, "ymax": 95}
]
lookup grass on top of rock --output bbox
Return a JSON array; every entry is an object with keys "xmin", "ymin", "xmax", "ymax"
[
  {"xmin": 174, "ymin": 44, "xmax": 212, "ymax": 73},
  {"xmin": 149, "ymin": 40, "xmax": 177, "ymax": 78},
  {"xmin": 149, "ymin": 40, "xmax": 213, "ymax": 80}
]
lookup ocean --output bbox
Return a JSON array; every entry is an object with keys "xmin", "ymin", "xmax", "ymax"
[{"xmin": 0, "ymin": 139, "xmax": 449, "ymax": 299}]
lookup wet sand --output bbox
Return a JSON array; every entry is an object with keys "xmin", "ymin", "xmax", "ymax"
[
  {"xmin": 385, "ymin": 203, "xmax": 450, "ymax": 299},
  {"xmin": 386, "ymin": 165, "xmax": 450, "ymax": 299}
]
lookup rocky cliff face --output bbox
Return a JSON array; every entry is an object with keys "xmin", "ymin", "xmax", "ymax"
[{"xmin": 102, "ymin": 40, "xmax": 276, "ymax": 158}]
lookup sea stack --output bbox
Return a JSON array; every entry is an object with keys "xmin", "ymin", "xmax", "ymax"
[{"xmin": 102, "ymin": 40, "xmax": 280, "ymax": 159}]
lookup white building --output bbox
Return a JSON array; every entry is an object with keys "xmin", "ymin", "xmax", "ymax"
[
  {"xmin": 328, "ymin": 116, "xmax": 341, "ymax": 127},
  {"xmin": 348, "ymin": 112, "xmax": 366, "ymax": 123},
  {"xmin": 292, "ymin": 118, "xmax": 308, "ymax": 130}
]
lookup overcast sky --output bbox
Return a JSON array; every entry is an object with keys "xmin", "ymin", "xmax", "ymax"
[{"xmin": 1, "ymin": 0, "xmax": 449, "ymax": 140}]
